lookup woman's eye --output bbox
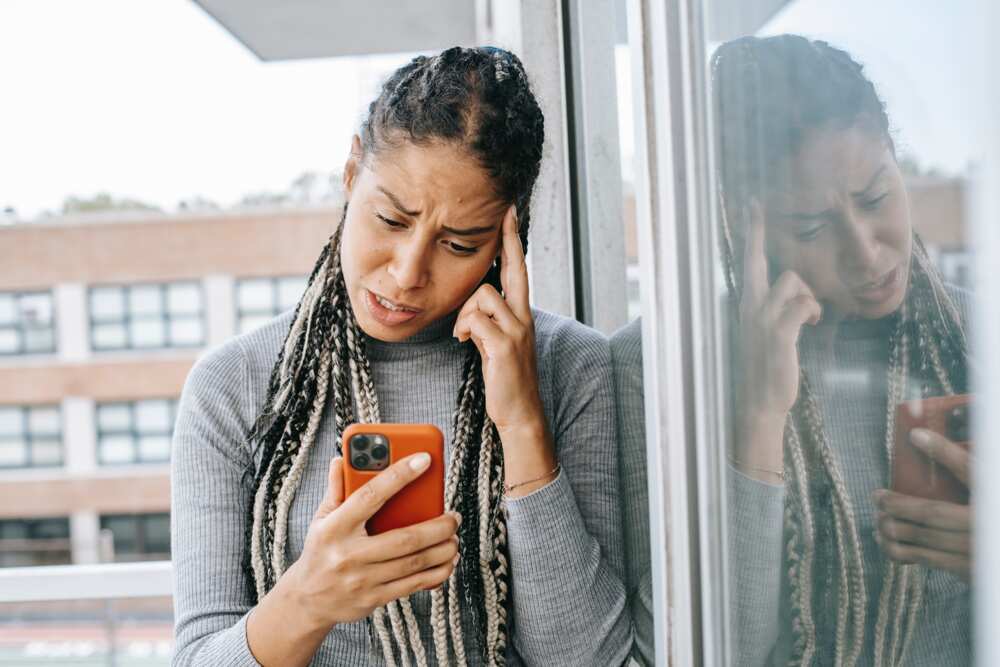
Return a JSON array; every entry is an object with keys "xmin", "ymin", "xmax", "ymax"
[
  {"xmin": 446, "ymin": 241, "xmax": 478, "ymax": 255},
  {"xmin": 795, "ymin": 225, "xmax": 826, "ymax": 242},
  {"xmin": 860, "ymin": 192, "xmax": 889, "ymax": 211},
  {"xmin": 376, "ymin": 213, "xmax": 406, "ymax": 228}
]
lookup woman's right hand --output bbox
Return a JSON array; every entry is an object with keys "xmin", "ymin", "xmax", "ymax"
[
  {"xmin": 736, "ymin": 204, "xmax": 822, "ymax": 476},
  {"xmin": 283, "ymin": 453, "xmax": 461, "ymax": 629}
]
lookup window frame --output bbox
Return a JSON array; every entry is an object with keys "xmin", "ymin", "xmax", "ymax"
[
  {"xmin": 0, "ymin": 289, "xmax": 58, "ymax": 356},
  {"xmin": 95, "ymin": 398, "xmax": 178, "ymax": 466},
  {"xmin": 234, "ymin": 274, "xmax": 309, "ymax": 335},
  {"xmin": 0, "ymin": 403, "xmax": 64, "ymax": 470},
  {"xmin": 88, "ymin": 281, "xmax": 205, "ymax": 352},
  {"xmin": 98, "ymin": 512, "xmax": 171, "ymax": 562}
]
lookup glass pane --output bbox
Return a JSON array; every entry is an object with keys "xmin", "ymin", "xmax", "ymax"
[
  {"xmin": 0, "ymin": 327, "xmax": 20, "ymax": 353},
  {"xmin": 102, "ymin": 516, "xmax": 138, "ymax": 554},
  {"xmin": 167, "ymin": 283, "xmax": 202, "ymax": 315},
  {"xmin": 99, "ymin": 436, "xmax": 135, "ymax": 464},
  {"xmin": 30, "ymin": 438, "xmax": 63, "ymax": 466},
  {"xmin": 168, "ymin": 316, "xmax": 203, "ymax": 346},
  {"xmin": 138, "ymin": 436, "xmax": 171, "ymax": 462},
  {"xmin": 0, "ymin": 294, "xmax": 15, "ymax": 324},
  {"xmin": 90, "ymin": 286, "xmax": 125, "ymax": 321},
  {"xmin": 699, "ymin": 11, "xmax": 981, "ymax": 664},
  {"xmin": 23, "ymin": 325, "xmax": 55, "ymax": 353},
  {"xmin": 0, "ymin": 439, "xmax": 28, "ymax": 467},
  {"xmin": 33, "ymin": 518, "xmax": 70, "ymax": 540},
  {"xmin": 0, "ymin": 408, "xmax": 23, "ymax": 436},
  {"xmin": 27, "ymin": 407, "xmax": 60, "ymax": 436},
  {"xmin": 97, "ymin": 403, "xmax": 132, "ymax": 432},
  {"xmin": 19, "ymin": 292, "xmax": 53, "ymax": 324},
  {"xmin": 135, "ymin": 400, "xmax": 171, "ymax": 433},
  {"xmin": 129, "ymin": 285, "xmax": 162, "ymax": 317},
  {"xmin": 130, "ymin": 318, "xmax": 165, "ymax": 348},
  {"xmin": 237, "ymin": 278, "xmax": 274, "ymax": 311},
  {"xmin": 277, "ymin": 276, "xmax": 308, "ymax": 310},
  {"xmin": 0, "ymin": 521, "xmax": 28, "ymax": 540},
  {"xmin": 143, "ymin": 514, "xmax": 171, "ymax": 554},
  {"xmin": 91, "ymin": 323, "xmax": 127, "ymax": 349}
]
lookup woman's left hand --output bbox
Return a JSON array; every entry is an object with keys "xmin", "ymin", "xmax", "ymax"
[
  {"xmin": 873, "ymin": 428, "xmax": 973, "ymax": 582},
  {"xmin": 453, "ymin": 206, "xmax": 556, "ymax": 493}
]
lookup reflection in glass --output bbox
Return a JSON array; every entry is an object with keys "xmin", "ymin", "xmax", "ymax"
[{"xmin": 712, "ymin": 34, "xmax": 972, "ymax": 665}]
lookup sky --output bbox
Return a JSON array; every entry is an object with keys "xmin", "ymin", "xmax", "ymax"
[{"xmin": 0, "ymin": 0, "xmax": 988, "ymax": 219}]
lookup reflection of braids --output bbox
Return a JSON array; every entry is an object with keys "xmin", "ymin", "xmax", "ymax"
[
  {"xmin": 241, "ymin": 45, "xmax": 543, "ymax": 666},
  {"xmin": 714, "ymin": 35, "xmax": 970, "ymax": 665}
]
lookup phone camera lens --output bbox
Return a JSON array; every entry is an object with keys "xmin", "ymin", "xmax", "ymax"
[
  {"xmin": 351, "ymin": 434, "xmax": 370, "ymax": 450},
  {"xmin": 353, "ymin": 453, "xmax": 370, "ymax": 468},
  {"xmin": 371, "ymin": 444, "xmax": 388, "ymax": 460},
  {"xmin": 946, "ymin": 406, "xmax": 969, "ymax": 442}
]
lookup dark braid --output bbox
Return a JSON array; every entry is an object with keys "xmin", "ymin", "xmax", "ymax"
[
  {"xmin": 712, "ymin": 35, "xmax": 969, "ymax": 664},
  {"xmin": 243, "ymin": 46, "xmax": 544, "ymax": 665}
]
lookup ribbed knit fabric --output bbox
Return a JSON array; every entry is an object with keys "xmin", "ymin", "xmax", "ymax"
[
  {"xmin": 729, "ymin": 287, "xmax": 972, "ymax": 665},
  {"xmin": 609, "ymin": 318, "xmax": 654, "ymax": 667},
  {"xmin": 170, "ymin": 307, "xmax": 632, "ymax": 666}
]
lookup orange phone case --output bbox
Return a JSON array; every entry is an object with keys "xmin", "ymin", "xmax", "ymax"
[
  {"xmin": 892, "ymin": 394, "xmax": 971, "ymax": 504},
  {"xmin": 342, "ymin": 423, "xmax": 445, "ymax": 534}
]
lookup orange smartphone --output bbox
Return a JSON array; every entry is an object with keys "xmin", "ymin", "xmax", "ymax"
[
  {"xmin": 892, "ymin": 394, "xmax": 972, "ymax": 504},
  {"xmin": 342, "ymin": 423, "xmax": 445, "ymax": 535}
]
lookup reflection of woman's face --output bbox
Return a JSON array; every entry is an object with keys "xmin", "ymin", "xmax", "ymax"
[
  {"xmin": 341, "ymin": 137, "xmax": 507, "ymax": 342},
  {"xmin": 762, "ymin": 123, "xmax": 912, "ymax": 320}
]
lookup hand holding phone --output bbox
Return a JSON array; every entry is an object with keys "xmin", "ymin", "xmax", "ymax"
[{"xmin": 892, "ymin": 394, "xmax": 972, "ymax": 504}]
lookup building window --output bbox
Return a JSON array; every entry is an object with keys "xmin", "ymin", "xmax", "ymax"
[
  {"xmin": 99, "ymin": 513, "xmax": 170, "ymax": 562},
  {"xmin": 96, "ymin": 399, "xmax": 177, "ymax": 465},
  {"xmin": 0, "ymin": 518, "xmax": 72, "ymax": 568},
  {"xmin": 89, "ymin": 282, "xmax": 204, "ymax": 351},
  {"xmin": 0, "ymin": 405, "xmax": 62, "ymax": 469},
  {"xmin": 236, "ymin": 276, "xmax": 309, "ymax": 334},
  {"xmin": 0, "ymin": 291, "xmax": 56, "ymax": 356}
]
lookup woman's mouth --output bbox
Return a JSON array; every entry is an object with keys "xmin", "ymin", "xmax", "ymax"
[
  {"xmin": 364, "ymin": 289, "xmax": 422, "ymax": 326},
  {"xmin": 853, "ymin": 264, "xmax": 904, "ymax": 305}
]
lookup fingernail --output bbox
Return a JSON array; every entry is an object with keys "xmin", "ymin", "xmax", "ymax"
[
  {"xmin": 410, "ymin": 453, "xmax": 431, "ymax": 471},
  {"xmin": 450, "ymin": 511, "xmax": 462, "ymax": 527},
  {"xmin": 453, "ymin": 554, "xmax": 460, "ymax": 566},
  {"xmin": 911, "ymin": 428, "xmax": 932, "ymax": 449}
]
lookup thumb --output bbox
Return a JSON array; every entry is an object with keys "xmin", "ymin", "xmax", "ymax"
[{"xmin": 313, "ymin": 457, "xmax": 345, "ymax": 520}]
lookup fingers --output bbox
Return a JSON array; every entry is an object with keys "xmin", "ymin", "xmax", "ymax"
[
  {"xmin": 877, "ymin": 514, "xmax": 971, "ymax": 555},
  {"xmin": 873, "ymin": 489, "xmax": 971, "ymax": 531},
  {"xmin": 742, "ymin": 201, "xmax": 769, "ymax": 308},
  {"xmin": 911, "ymin": 428, "xmax": 971, "ymax": 486},
  {"xmin": 358, "ymin": 512, "xmax": 462, "ymax": 563},
  {"xmin": 375, "ymin": 559, "xmax": 457, "ymax": 601},
  {"xmin": 875, "ymin": 533, "xmax": 971, "ymax": 579},
  {"xmin": 762, "ymin": 271, "xmax": 822, "ymax": 326},
  {"xmin": 454, "ymin": 310, "xmax": 506, "ymax": 356},
  {"xmin": 313, "ymin": 457, "xmax": 345, "ymax": 520},
  {"xmin": 455, "ymin": 284, "xmax": 520, "ymax": 334},
  {"xmin": 774, "ymin": 295, "xmax": 824, "ymax": 340},
  {"xmin": 365, "ymin": 536, "xmax": 459, "ymax": 585},
  {"xmin": 334, "ymin": 453, "xmax": 432, "ymax": 527},
  {"xmin": 499, "ymin": 205, "xmax": 531, "ymax": 321}
]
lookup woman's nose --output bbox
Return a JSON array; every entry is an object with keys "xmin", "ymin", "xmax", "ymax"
[
  {"xmin": 387, "ymin": 239, "xmax": 431, "ymax": 290},
  {"xmin": 839, "ymin": 212, "xmax": 881, "ymax": 275}
]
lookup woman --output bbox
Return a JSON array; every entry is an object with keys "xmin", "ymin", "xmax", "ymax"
[
  {"xmin": 715, "ymin": 35, "xmax": 972, "ymax": 665},
  {"xmin": 170, "ymin": 46, "xmax": 631, "ymax": 666}
]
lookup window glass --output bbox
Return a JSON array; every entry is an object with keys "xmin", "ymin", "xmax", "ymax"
[
  {"xmin": 0, "ymin": 518, "xmax": 71, "ymax": 568},
  {"xmin": 697, "ymin": 3, "xmax": 982, "ymax": 663},
  {"xmin": 236, "ymin": 275, "xmax": 309, "ymax": 334},
  {"xmin": 97, "ymin": 399, "xmax": 178, "ymax": 465},
  {"xmin": 90, "ymin": 283, "xmax": 204, "ymax": 350},
  {"xmin": 0, "ymin": 292, "xmax": 57, "ymax": 355},
  {"xmin": 0, "ymin": 405, "xmax": 62, "ymax": 469}
]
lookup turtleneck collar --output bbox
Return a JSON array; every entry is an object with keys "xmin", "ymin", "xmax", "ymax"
[
  {"xmin": 362, "ymin": 311, "xmax": 465, "ymax": 361},
  {"xmin": 801, "ymin": 308, "xmax": 900, "ymax": 346}
]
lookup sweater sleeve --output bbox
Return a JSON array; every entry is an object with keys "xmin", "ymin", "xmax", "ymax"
[
  {"xmin": 504, "ymin": 319, "xmax": 632, "ymax": 667},
  {"xmin": 727, "ymin": 464, "xmax": 785, "ymax": 666},
  {"xmin": 610, "ymin": 319, "xmax": 654, "ymax": 666},
  {"xmin": 170, "ymin": 342, "xmax": 264, "ymax": 667}
]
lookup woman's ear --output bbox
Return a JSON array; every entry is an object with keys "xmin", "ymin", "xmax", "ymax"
[{"xmin": 343, "ymin": 134, "xmax": 364, "ymax": 199}]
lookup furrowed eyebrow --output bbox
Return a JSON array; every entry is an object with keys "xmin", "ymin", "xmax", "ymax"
[
  {"xmin": 441, "ymin": 224, "xmax": 499, "ymax": 237},
  {"xmin": 377, "ymin": 186, "xmax": 421, "ymax": 217},
  {"xmin": 851, "ymin": 165, "xmax": 887, "ymax": 197}
]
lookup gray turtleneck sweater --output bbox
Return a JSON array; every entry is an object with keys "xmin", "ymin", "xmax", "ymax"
[
  {"xmin": 170, "ymin": 309, "xmax": 632, "ymax": 666},
  {"xmin": 611, "ymin": 287, "xmax": 972, "ymax": 666}
]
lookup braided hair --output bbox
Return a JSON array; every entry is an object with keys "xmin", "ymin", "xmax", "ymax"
[
  {"xmin": 712, "ymin": 35, "xmax": 969, "ymax": 665},
  {"xmin": 241, "ymin": 46, "xmax": 544, "ymax": 666}
]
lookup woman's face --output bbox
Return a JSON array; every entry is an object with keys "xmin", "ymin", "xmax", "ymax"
[
  {"xmin": 760, "ymin": 123, "xmax": 912, "ymax": 320},
  {"xmin": 341, "ymin": 136, "xmax": 508, "ymax": 342}
]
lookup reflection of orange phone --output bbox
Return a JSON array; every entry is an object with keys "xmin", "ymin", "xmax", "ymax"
[
  {"xmin": 892, "ymin": 394, "xmax": 972, "ymax": 504},
  {"xmin": 342, "ymin": 423, "xmax": 445, "ymax": 535}
]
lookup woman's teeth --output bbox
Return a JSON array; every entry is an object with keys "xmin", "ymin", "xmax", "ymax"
[{"xmin": 376, "ymin": 295, "xmax": 411, "ymax": 312}]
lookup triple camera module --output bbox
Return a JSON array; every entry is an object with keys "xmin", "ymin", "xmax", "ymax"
[{"xmin": 349, "ymin": 433, "xmax": 390, "ymax": 470}]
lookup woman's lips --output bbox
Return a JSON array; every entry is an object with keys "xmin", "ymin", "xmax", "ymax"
[
  {"xmin": 853, "ymin": 264, "xmax": 903, "ymax": 305},
  {"xmin": 363, "ymin": 289, "xmax": 421, "ymax": 326}
]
